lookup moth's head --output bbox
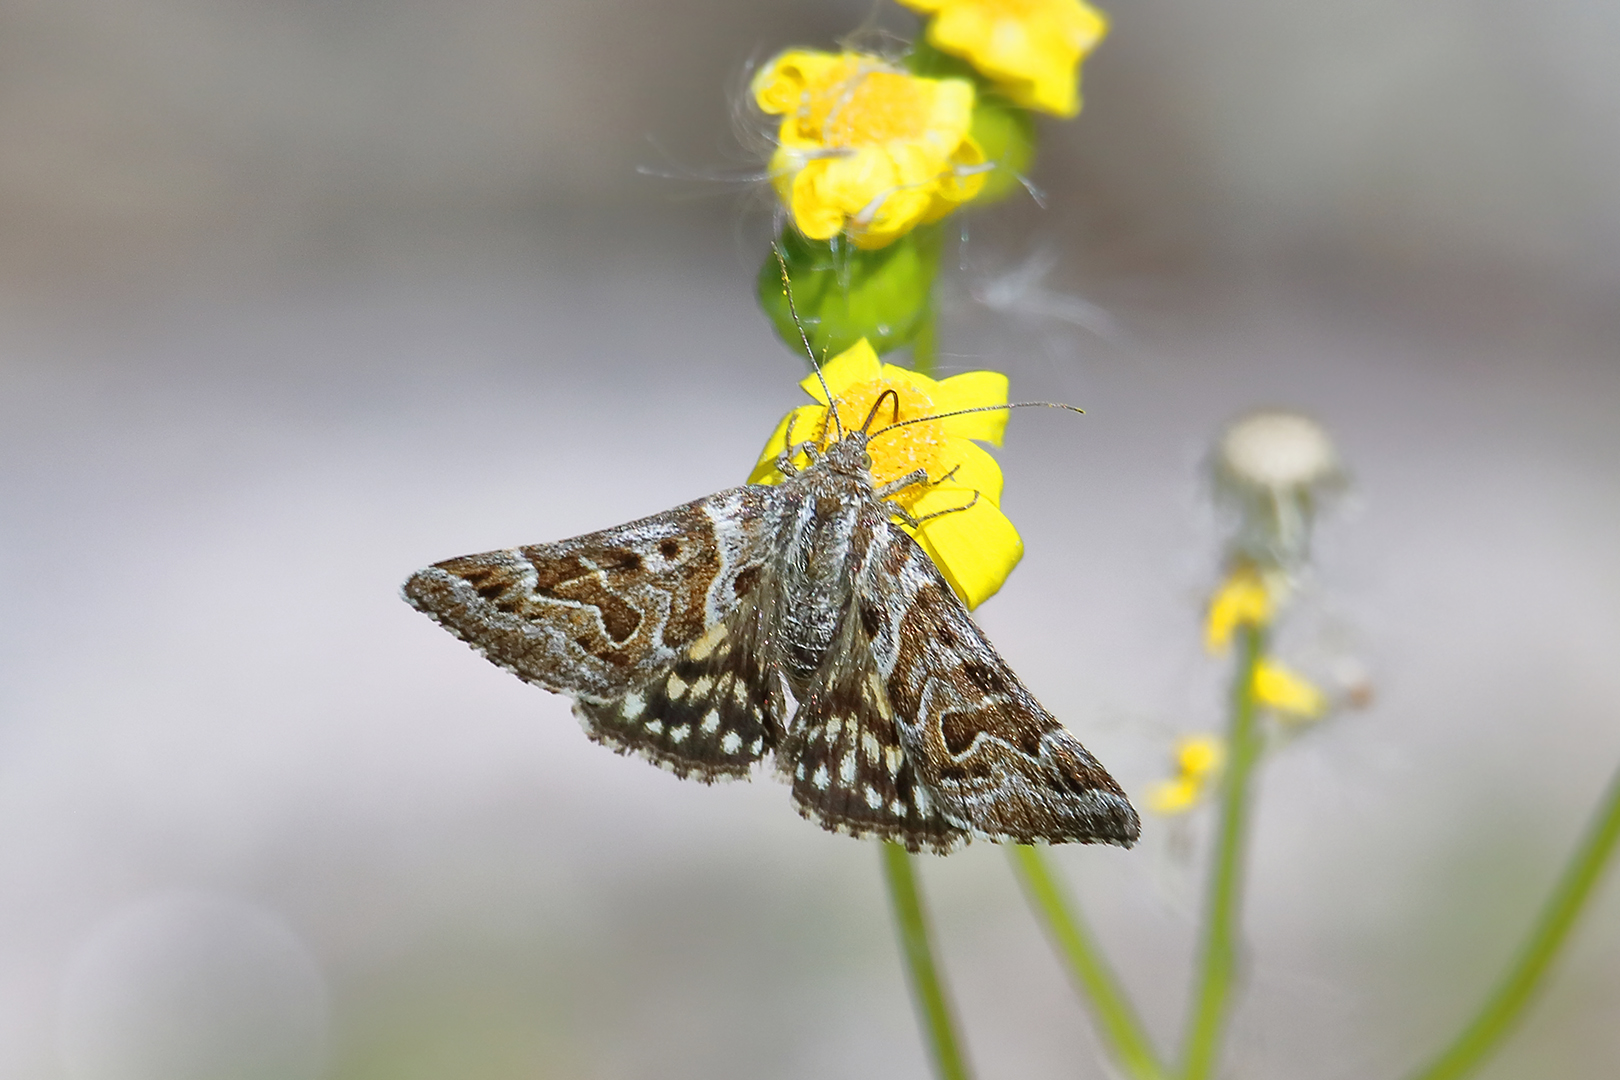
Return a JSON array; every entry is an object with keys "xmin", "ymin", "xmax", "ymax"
[{"xmin": 821, "ymin": 431, "xmax": 875, "ymax": 478}]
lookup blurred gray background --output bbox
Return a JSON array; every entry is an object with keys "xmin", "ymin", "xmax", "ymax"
[{"xmin": 2, "ymin": 1, "xmax": 1618, "ymax": 1077}]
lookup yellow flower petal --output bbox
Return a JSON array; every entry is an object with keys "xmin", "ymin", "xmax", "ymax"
[
  {"xmin": 1253, "ymin": 660, "xmax": 1327, "ymax": 720},
  {"xmin": 1205, "ymin": 565, "xmax": 1272, "ymax": 652},
  {"xmin": 932, "ymin": 369, "xmax": 1010, "ymax": 445},
  {"xmin": 799, "ymin": 338, "xmax": 883, "ymax": 402},
  {"xmin": 908, "ymin": 487, "xmax": 1023, "ymax": 608},
  {"xmin": 936, "ymin": 438, "xmax": 1005, "ymax": 505},
  {"xmin": 900, "ymin": 0, "xmax": 1109, "ymax": 118}
]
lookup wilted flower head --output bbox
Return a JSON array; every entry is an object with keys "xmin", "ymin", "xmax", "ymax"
[
  {"xmin": 751, "ymin": 339, "xmax": 1020, "ymax": 608},
  {"xmin": 1212, "ymin": 410, "xmax": 1343, "ymax": 569},
  {"xmin": 899, "ymin": 0, "xmax": 1110, "ymax": 117},
  {"xmin": 752, "ymin": 50, "xmax": 987, "ymax": 249}
]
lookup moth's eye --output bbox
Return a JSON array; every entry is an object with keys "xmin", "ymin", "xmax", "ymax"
[{"xmin": 861, "ymin": 452, "xmax": 873, "ymax": 470}]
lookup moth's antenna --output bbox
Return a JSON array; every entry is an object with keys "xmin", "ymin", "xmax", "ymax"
[
  {"xmin": 859, "ymin": 388, "xmax": 901, "ymax": 435},
  {"xmin": 772, "ymin": 242, "xmax": 843, "ymax": 440},
  {"xmin": 877, "ymin": 401, "xmax": 1084, "ymax": 434}
]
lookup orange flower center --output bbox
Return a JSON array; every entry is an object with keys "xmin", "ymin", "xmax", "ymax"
[
  {"xmin": 804, "ymin": 65, "xmax": 932, "ymax": 148},
  {"xmin": 814, "ymin": 377, "xmax": 947, "ymax": 506}
]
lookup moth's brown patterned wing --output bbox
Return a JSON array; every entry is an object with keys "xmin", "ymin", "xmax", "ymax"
[
  {"xmin": 402, "ymin": 485, "xmax": 780, "ymax": 780},
  {"xmin": 867, "ymin": 534, "xmax": 1141, "ymax": 847},
  {"xmin": 571, "ymin": 587, "xmax": 779, "ymax": 781},
  {"xmin": 779, "ymin": 602, "xmax": 968, "ymax": 853}
]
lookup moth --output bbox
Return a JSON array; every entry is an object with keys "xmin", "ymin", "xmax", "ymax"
[{"xmin": 403, "ymin": 402, "xmax": 1140, "ymax": 853}]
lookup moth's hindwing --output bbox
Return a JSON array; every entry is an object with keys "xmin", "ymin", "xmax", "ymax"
[
  {"xmin": 781, "ymin": 601, "xmax": 967, "ymax": 853},
  {"xmin": 403, "ymin": 486, "xmax": 780, "ymax": 780},
  {"xmin": 873, "ymin": 533, "xmax": 1141, "ymax": 847},
  {"xmin": 573, "ymin": 593, "xmax": 777, "ymax": 782}
]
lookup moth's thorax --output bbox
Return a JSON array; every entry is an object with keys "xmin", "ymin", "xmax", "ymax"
[{"xmin": 774, "ymin": 443, "xmax": 887, "ymax": 690}]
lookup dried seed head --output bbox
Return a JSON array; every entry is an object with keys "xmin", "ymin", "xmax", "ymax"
[{"xmin": 1212, "ymin": 410, "xmax": 1344, "ymax": 568}]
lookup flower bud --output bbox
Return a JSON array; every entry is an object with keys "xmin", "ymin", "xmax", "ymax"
[{"xmin": 758, "ymin": 226, "xmax": 943, "ymax": 360}]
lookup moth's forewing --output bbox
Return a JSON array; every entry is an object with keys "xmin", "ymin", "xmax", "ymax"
[{"xmin": 873, "ymin": 530, "xmax": 1140, "ymax": 847}]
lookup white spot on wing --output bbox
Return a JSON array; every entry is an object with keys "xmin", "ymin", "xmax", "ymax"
[
  {"xmin": 667, "ymin": 674, "xmax": 688, "ymax": 700},
  {"xmin": 645, "ymin": 719, "xmax": 663, "ymax": 735},
  {"xmin": 700, "ymin": 710, "xmax": 720, "ymax": 735},
  {"xmin": 691, "ymin": 675, "xmax": 714, "ymax": 700},
  {"xmin": 669, "ymin": 724, "xmax": 690, "ymax": 744},
  {"xmin": 885, "ymin": 746, "xmax": 903, "ymax": 774},
  {"xmin": 839, "ymin": 750, "xmax": 856, "ymax": 785},
  {"xmin": 865, "ymin": 785, "xmax": 882, "ymax": 809},
  {"xmin": 812, "ymin": 763, "xmax": 830, "ymax": 790},
  {"xmin": 721, "ymin": 730, "xmax": 742, "ymax": 754},
  {"xmin": 862, "ymin": 732, "xmax": 881, "ymax": 763},
  {"xmin": 621, "ymin": 692, "xmax": 646, "ymax": 720}
]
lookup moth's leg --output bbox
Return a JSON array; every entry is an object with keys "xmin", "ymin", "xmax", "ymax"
[
  {"xmin": 773, "ymin": 407, "xmax": 821, "ymax": 477},
  {"xmin": 775, "ymin": 440, "xmax": 821, "ymax": 477},
  {"xmin": 880, "ymin": 463, "xmax": 966, "ymax": 500},
  {"xmin": 913, "ymin": 491, "xmax": 980, "ymax": 522},
  {"xmin": 889, "ymin": 490, "xmax": 981, "ymax": 528},
  {"xmin": 875, "ymin": 467, "xmax": 930, "ymax": 501}
]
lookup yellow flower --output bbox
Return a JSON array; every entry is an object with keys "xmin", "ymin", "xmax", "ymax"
[
  {"xmin": 1253, "ymin": 660, "xmax": 1327, "ymax": 721},
  {"xmin": 749, "ymin": 339, "xmax": 1019, "ymax": 608},
  {"xmin": 1205, "ymin": 564, "xmax": 1272, "ymax": 653},
  {"xmin": 899, "ymin": 0, "xmax": 1109, "ymax": 117},
  {"xmin": 1146, "ymin": 734, "xmax": 1226, "ymax": 814},
  {"xmin": 752, "ymin": 50, "xmax": 987, "ymax": 250}
]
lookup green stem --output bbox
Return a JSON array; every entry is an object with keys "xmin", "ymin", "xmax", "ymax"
[
  {"xmin": 910, "ymin": 303, "xmax": 937, "ymax": 378},
  {"xmin": 882, "ymin": 841, "xmax": 974, "ymax": 1080},
  {"xmin": 1009, "ymin": 845, "xmax": 1169, "ymax": 1080},
  {"xmin": 1405, "ymin": 762, "xmax": 1620, "ymax": 1080},
  {"xmin": 1180, "ymin": 624, "xmax": 1267, "ymax": 1080}
]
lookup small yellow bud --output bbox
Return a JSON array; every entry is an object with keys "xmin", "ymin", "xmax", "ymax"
[
  {"xmin": 1205, "ymin": 565, "xmax": 1271, "ymax": 653},
  {"xmin": 1253, "ymin": 660, "xmax": 1327, "ymax": 721},
  {"xmin": 1147, "ymin": 734, "xmax": 1226, "ymax": 815}
]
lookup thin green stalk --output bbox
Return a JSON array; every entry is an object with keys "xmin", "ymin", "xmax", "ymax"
[
  {"xmin": 1180, "ymin": 624, "xmax": 1267, "ymax": 1080},
  {"xmin": 1405, "ymin": 762, "xmax": 1620, "ymax": 1080},
  {"xmin": 910, "ymin": 305, "xmax": 937, "ymax": 378},
  {"xmin": 882, "ymin": 841, "xmax": 974, "ymax": 1080},
  {"xmin": 1010, "ymin": 844, "xmax": 1169, "ymax": 1080}
]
